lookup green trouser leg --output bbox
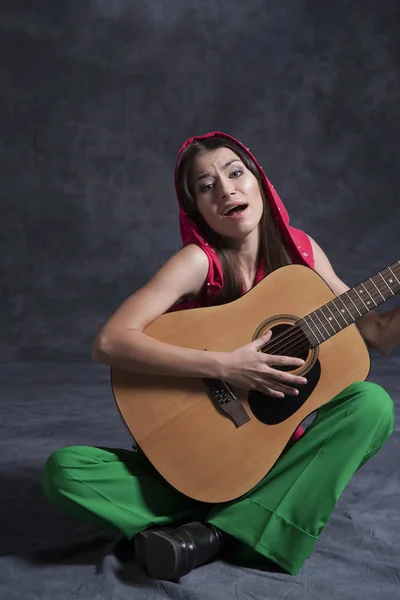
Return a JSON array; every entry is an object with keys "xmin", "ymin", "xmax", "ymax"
[
  {"xmin": 207, "ymin": 381, "xmax": 394, "ymax": 574},
  {"xmin": 42, "ymin": 443, "xmax": 208, "ymax": 536},
  {"xmin": 42, "ymin": 381, "xmax": 394, "ymax": 575}
]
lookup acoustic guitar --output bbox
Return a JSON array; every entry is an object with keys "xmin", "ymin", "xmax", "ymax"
[{"xmin": 111, "ymin": 262, "xmax": 399, "ymax": 503}]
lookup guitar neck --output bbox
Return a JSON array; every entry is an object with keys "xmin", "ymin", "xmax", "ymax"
[{"xmin": 299, "ymin": 261, "xmax": 400, "ymax": 347}]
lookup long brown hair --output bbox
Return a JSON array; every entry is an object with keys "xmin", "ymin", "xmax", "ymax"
[{"xmin": 176, "ymin": 136, "xmax": 293, "ymax": 305}]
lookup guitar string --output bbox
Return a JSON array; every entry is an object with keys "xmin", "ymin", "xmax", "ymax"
[
  {"xmin": 259, "ymin": 273, "xmax": 399, "ymax": 358},
  {"xmin": 259, "ymin": 269, "xmax": 400, "ymax": 359},
  {"xmin": 260, "ymin": 263, "xmax": 400, "ymax": 357},
  {"xmin": 255, "ymin": 264, "xmax": 400, "ymax": 360},
  {"xmin": 260, "ymin": 276, "xmax": 395, "ymax": 360}
]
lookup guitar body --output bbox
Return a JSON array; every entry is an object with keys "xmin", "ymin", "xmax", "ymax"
[{"xmin": 111, "ymin": 265, "xmax": 371, "ymax": 503}]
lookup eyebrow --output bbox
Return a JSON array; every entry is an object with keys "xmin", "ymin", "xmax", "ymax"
[{"xmin": 194, "ymin": 159, "xmax": 243, "ymax": 184}]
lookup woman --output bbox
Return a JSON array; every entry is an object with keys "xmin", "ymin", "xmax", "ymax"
[{"xmin": 42, "ymin": 132, "xmax": 395, "ymax": 581}]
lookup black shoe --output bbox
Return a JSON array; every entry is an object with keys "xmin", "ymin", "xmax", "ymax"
[{"xmin": 134, "ymin": 521, "xmax": 225, "ymax": 580}]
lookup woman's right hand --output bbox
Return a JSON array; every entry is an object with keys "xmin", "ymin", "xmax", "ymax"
[{"xmin": 222, "ymin": 331, "xmax": 308, "ymax": 398}]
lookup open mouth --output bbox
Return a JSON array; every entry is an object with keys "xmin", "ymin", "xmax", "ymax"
[{"xmin": 223, "ymin": 204, "xmax": 248, "ymax": 216}]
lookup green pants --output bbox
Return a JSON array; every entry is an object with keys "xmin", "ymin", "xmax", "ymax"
[{"xmin": 42, "ymin": 381, "xmax": 394, "ymax": 575}]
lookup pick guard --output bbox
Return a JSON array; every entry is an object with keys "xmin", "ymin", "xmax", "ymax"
[{"xmin": 248, "ymin": 359, "xmax": 321, "ymax": 424}]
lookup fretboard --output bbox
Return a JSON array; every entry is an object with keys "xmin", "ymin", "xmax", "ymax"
[{"xmin": 299, "ymin": 261, "xmax": 400, "ymax": 347}]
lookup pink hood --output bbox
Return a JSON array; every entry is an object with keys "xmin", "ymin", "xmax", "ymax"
[{"xmin": 173, "ymin": 131, "xmax": 314, "ymax": 307}]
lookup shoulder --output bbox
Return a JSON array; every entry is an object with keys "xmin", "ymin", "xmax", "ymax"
[
  {"xmin": 178, "ymin": 243, "xmax": 210, "ymax": 269},
  {"xmin": 162, "ymin": 244, "xmax": 209, "ymax": 298},
  {"xmin": 306, "ymin": 234, "xmax": 333, "ymax": 271},
  {"xmin": 96, "ymin": 244, "xmax": 210, "ymax": 335},
  {"xmin": 306, "ymin": 234, "xmax": 350, "ymax": 295},
  {"xmin": 306, "ymin": 234, "xmax": 325, "ymax": 265},
  {"xmin": 175, "ymin": 244, "xmax": 209, "ymax": 282}
]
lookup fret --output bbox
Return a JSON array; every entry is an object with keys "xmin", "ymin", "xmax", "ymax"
[
  {"xmin": 369, "ymin": 277, "xmax": 385, "ymax": 301},
  {"xmin": 350, "ymin": 285, "xmax": 377, "ymax": 315},
  {"xmin": 378, "ymin": 272, "xmax": 394, "ymax": 296},
  {"xmin": 346, "ymin": 289, "xmax": 363, "ymax": 317},
  {"xmin": 319, "ymin": 305, "xmax": 338, "ymax": 334},
  {"xmin": 299, "ymin": 261, "xmax": 400, "ymax": 348},
  {"xmin": 352, "ymin": 286, "xmax": 368, "ymax": 311},
  {"xmin": 299, "ymin": 317, "xmax": 320, "ymax": 347},
  {"xmin": 360, "ymin": 282, "xmax": 377, "ymax": 307},
  {"xmin": 388, "ymin": 266, "xmax": 400, "ymax": 285},
  {"xmin": 314, "ymin": 308, "xmax": 331, "ymax": 337},
  {"xmin": 322, "ymin": 302, "xmax": 342, "ymax": 333},
  {"xmin": 328, "ymin": 299, "xmax": 349, "ymax": 327},
  {"xmin": 334, "ymin": 297, "xmax": 352, "ymax": 324},
  {"xmin": 305, "ymin": 314, "xmax": 326, "ymax": 343},
  {"xmin": 382, "ymin": 267, "xmax": 399, "ymax": 293}
]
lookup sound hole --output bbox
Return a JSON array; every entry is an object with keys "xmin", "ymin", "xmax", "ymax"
[
  {"xmin": 248, "ymin": 322, "xmax": 320, "ymax": 425},
  {"xmin": 263, "ymin": 323, "xmax": 309, "ymax": 370}
]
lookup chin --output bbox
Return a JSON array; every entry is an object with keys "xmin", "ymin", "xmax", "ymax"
[
  {"xmin": 220, "ymin": 224, "xmax": 259, "ymax": 242},
  {"xmin": 207, "ymin": 214, "xmax": 260, "ymax": 241}
]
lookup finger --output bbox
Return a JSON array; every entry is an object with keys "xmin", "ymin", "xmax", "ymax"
[
  {"xmin": 267, "ymin": 354, "xmax": 305, "ymax": 368},
  {"xmin": 263, "ymin": 388, "xmax": 285, "ymax": 398},
  {"xmin": 268, "ymin": 371, "xmax": 308, "ymax": 386},
  {"xmin": 268, "ymin": 381, "xmax": 300, "ymax": 396},
  {"xmin": 252, "ymin": 331, "xmax": 272, "ymax": 350}
]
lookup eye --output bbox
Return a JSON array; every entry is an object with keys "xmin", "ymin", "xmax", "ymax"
[
  {"xmin": 200, "ymin": 182, "xmax": 214, "ymax": 192},
  {"xmin": 230, "ymin": 170, "xmax": 243, "ymax": 178}
]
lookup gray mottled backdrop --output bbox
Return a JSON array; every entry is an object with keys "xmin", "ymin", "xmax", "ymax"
[
  {"xmin": 2, "ymin": 0, "xmax": 400, "ymax": 361},
  {"xmin": 2, "ymin": 4, "xmax": 400, "ymax": 600}
]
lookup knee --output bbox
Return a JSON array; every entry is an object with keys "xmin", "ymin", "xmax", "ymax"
[
  {"xmin": 349, "ymin": 381, "xmax": 394, "ymax": 432},
  {"xmin": 41, "ymin": 446, "xmax": 82, "ymax": 503}
]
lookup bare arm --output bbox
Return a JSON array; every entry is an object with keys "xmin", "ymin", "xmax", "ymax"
[
  {"xmin": 92, "ymin": 244, "xmax": 227, "ymax": 378},
  {"xmin": 92, "ymin": 243, "xmax": 309, "ymax": 396},
  {"xmin": 308, "ymin": 235, "xmax": 384, "ymax": 353}
]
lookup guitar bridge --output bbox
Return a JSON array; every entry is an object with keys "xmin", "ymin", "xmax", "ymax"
[{"xmin": 203, "ymin": 378, "xmax": 250, "ymax": 427}]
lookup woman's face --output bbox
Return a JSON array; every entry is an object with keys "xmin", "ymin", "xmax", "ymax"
[{"xmin": 190, "ymin": 147, "xmax": 264, "ymax": 242}]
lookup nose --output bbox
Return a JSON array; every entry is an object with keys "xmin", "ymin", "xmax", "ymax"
[{"xmin": 217, "ymin": 176, "xmax": 235, "ymax": 199}]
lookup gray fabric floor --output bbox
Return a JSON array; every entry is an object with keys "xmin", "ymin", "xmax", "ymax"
[{"xmin": 1, "ymin": 356, "xmax": 400, "ymax": 599}]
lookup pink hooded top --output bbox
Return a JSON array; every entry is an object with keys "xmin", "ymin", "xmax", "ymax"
[
  {"xmin": 172, "ymin": 131, "xmax": 314, "ymax": 307},
  {"xmin": 171, "ymin": 131, "xmax": 315, "ymax": 441}
]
